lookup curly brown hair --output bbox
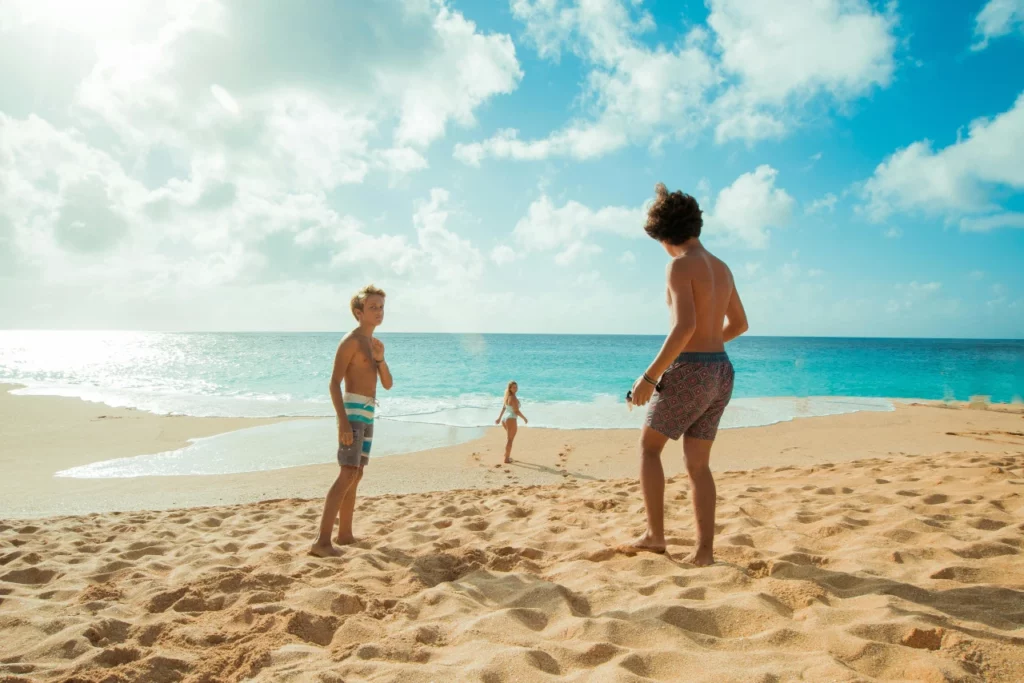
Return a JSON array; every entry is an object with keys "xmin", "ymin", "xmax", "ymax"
[{"xmin": 644, "ymin": 183, "xmax": 703, "ymax": 245}]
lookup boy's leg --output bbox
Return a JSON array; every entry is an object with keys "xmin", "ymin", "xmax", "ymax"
[
  {"xmin": 681, "ymin": 360, "xmax": 732, "ymax": 566},
  {"xmin": 630, "ymin": 424, "xmax": 670, "ymax": 552},
  {"xmin": 335, "ymin": 465, "xmax": 364, "ymax": 545},
  {"xmin": 311, "ymin": 466, "xmax": 360, "ymax": 557},
  {"xmin": 682, "ymin": 436, "xmax": 716, "ymax": 566}
]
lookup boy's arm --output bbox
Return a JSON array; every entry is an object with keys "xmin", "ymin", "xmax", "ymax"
[
  {"xmin": 723, "ymin": 279, "xmax": 749, "ymax": 342},
  {"xmin": 330, "ymin": 338, "xmax": 357, "ymax": 445},
  {"xmin": 371, "ymin": 338, "xmax": 393, "ymax": 390}
]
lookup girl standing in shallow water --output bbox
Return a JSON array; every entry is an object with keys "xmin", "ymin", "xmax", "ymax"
[{"xmin": 495, "ymin": 380, "xmax": 528, "ymax": 464}]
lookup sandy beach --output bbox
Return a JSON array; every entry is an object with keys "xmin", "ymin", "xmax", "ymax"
[{"xmin": 1, "ymin": 387, "xmax": 1023, "ymax": 681}]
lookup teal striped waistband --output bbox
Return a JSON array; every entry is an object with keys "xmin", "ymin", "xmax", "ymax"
[{"xmin": 343, "ymin": 392, "xmax": 375, "ymax": 423}]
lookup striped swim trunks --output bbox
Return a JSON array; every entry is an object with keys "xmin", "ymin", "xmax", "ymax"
[
  {"xmin": 646, "ymin": 352, "xmax": 734, "ymax": 441},
  {"xmin": 337, "ymin": 392, "xmax": 374, "ymax": 468}
]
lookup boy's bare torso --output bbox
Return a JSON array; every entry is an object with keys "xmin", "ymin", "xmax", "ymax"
[
  {"xmin": 340, "ymin": 332, "xmax": 379, "ymax": 398},
  {"xmin": 668, "ymin": 247, "xmax": 735, "ymax": 353}
]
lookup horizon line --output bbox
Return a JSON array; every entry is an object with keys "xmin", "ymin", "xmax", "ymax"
[{"xmin": 1, "ymin": 329, "xmax": 1022, "ymax": 342}]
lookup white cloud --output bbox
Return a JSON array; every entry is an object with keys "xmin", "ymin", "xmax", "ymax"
[
  {"xmin": 805, "ymin": 192, "xmax": 838, "ymax": 214},
  {"xmin": 0, "ymin": 1, "xmax": 522, "ymax": 329},
  {"xmin": 861, "ymin": 92, "xmax": 1024, "ymax": 224},
  {"xmin": 970, "ymin": 270, "xmax": 987, "ymax": 280},
  {"xmin": 619, "ymin": 250, "xmax": 636, "ymax": 264},
  {"xmin": 807, "ymin": 268, "xmax": 825, "ymax": 277},
  {"xmin": 554, "ymin": 242, "xmax": 602, "ymax": 266},
  {"xmin": 458, "ymin": 0, "xmax": 899, "ymax": 163},
  {"xmin": 61, "ymin": 0, "xmax": 521, "ymax": 190},
  {"xmin": 704, "ymin": 165, "xmax": 795, "ymax": 249},
  {"xmin": 972, "ymin": 0, "xmax": 1024, "ymax": 51},
  {"xmin": 709, "ymin": 0, "xmax": 897, "ymax": 104},
  {"xmin": 513, "ymin": 194, "xmax": 645, "ymax": 252},
  {"xmin": 490, "ymin": 245, "xmax": 517, "ymax": 265},
  {"xmin": 456, "ymin": 0, "xmax": 717, "ymax": 164},
  {"xmin": 959, "ymin": 212, "xmax": 1024, "ymax": 232},
  {"xmin": 372, "ymin": 147, "xmax": 430, "ymax": 181},
  {"xmin": 742, "ymin": 262, "xmax": 763, "ymax": 278},
  {"xmin": 708, "ymin": 0, "xmax": 897, "ymax": 143},
  {"xmin": 391, "ymin": 3, "xmax": 522, "ymax": 147},
  {"xmin": 885, "ymin": 227, "xmax": 903, "ymax": 238},
  {"xmin": 412, "ymin": 188, "xmax": 484, "ymax": 284},
  {"xmin": 210, "ymin": 84, "xmax": 240, "ymax": 116},
  {"xmin": 714, "ymin": 109, "xmax": 786, "ymax": 144}
]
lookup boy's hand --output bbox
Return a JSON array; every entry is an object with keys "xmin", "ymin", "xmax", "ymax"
[
  {"xmin": 338, "ymin": 423, "xmax": 354, "ymax": 447},
  {"xmin": 630, "ymin": 376, "xmax": 655, "ymax": 406},
  {"xmin": 371, "ymin": 338, "xmax": 385, "ymax": 362}
]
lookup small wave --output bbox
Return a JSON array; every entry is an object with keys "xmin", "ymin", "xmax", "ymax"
[
  {"xmin": 9, "ymin": 380, "xmax": 893, "ymax": 430},
  {"xmin": 56, "ymin": 419, "xmax": 485, "ymax": 478}
]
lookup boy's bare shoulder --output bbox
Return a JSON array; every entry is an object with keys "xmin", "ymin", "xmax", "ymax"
[
  {"xmin": 336, "ymin": 333, "xmax": 362, "ymax": 353},
  {"xmin": 667, "ymin": 253, "xmax": 701, "ymax": 276}
]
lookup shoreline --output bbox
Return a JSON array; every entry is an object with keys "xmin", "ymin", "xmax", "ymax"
[{"xmin": 2, "ymin": 383, "xmax": 1023, "ymax": 520}]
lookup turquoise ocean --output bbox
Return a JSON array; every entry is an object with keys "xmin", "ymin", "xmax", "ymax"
[{"xmin": 1, "ymin": 332, "xmax": 1020, "ymax": 478}]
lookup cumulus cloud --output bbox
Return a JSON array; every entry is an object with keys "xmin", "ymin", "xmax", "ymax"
[
  {"xmin": 703, "ymin": 166, "xmax": 795, "ymax": 249},
  {"xmin": 490, "ymin": 245, "xmax": 517, "ymax": 265},
  {"xmin": 512, "ymin": 194, "xmax": 646, "ymax": 254},
  {"xmin": 860, "ymin": 92, "xmax": 1024, "ymax": 228},
  {"xmin": 412, "ymin": 188, "xmax": 484, "ymax": 283},
  {"xmin": 456, "ymin": 0, "xmax": 717, "ymax": 164},
  {"xmin": 972, "ymin": 0, "xmax": 1024, "ymax": 51},
  {"xmin": 0, "ymin": 1, "xmax": 520, "ymax": 327},
  {"xmin": 709, "ymin": 0, "xmax": 896, "ymax": 104},
  {"xmin": 457, "ymin": 0, "xmax": 899, "ymax": 163}
]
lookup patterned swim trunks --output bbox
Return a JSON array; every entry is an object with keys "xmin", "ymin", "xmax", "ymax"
[{"xmin": 646, "ymin": 352, "xmax": 735, "ymax": 441}]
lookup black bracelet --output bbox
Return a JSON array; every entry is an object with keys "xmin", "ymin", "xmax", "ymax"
[{"xmin": 642, "ymin": 372, "xmax": 657, "ymax": 386}]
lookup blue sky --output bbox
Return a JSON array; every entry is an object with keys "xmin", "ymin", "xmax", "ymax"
[{"xmin": 0, "ymin": 0, "xmax": 1022, "ymax": 337}]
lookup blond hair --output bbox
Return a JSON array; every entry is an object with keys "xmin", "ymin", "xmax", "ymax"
[
  {"xmin": 504, "ymin": 380, "xmax": 518, "ymax": 405},
  {"xmin": 350, "ymin": 284, "xmax": 386, "ymax": 320}
]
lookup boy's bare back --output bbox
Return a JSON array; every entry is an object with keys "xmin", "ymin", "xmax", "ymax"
[{"xmin": 668, "ymin": 247, "xmax": 741, "ymax": 353}]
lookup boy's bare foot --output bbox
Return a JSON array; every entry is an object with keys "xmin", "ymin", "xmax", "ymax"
[
  {"xmin": 615, "ymin": 531, "xmax": 666, "ymax": 555},
  {"xmin": 309, "ymin": 542, "xmax": 341, "ymax": 558},
  {"xmin": 334, "ymin": 534, "xmax": 358, "ymax": 546},
  {"xmin": 684, "ymin": 547, "xmax": 715, "ymax": 566}
]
